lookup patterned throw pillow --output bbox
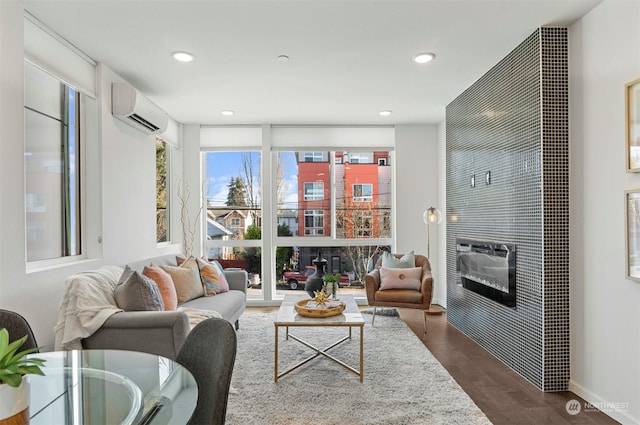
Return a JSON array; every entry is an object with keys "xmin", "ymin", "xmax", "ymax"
[
  {"xmin": 381, "ymin": 250, "xmax": 415, "ymax": 269},
  {"xmin": 143, "ymin": 265, "xmax": 178, "ymax": 310},
  {"xmin": 379, "ymin": 266, "xmax": 422, "ymax": 291},
  {"xmin": 160, "ymin": 260, "xmax": 204, "ymax": 304},
  {"xmin": 114, "ymin": 266, "xmax": 165, "ymax": 311},
  {"xmin": 196, "ymin": 257, "xmax": 230, "ymax": 295}
]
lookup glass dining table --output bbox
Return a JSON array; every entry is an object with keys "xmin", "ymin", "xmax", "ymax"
[{"xmin": 27, "ymin": 349, "xmax": 197, "ymax": 425}]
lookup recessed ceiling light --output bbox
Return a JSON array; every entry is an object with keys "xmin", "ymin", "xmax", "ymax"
[
  {"xmin": 221, "ymin": 110, "xmax": 235, "ymax": 116},
  {"xmin": 172, "ymin": 51, "xmax": 194, "ymax": 62},
  {"xmin": 412, "ymin": 52, "xmax": 435, "ymax": 64},
  {"xmin": 278, "ymin": 55, "xmax": 290, "ymax": 62},
  {"xmin": 379, "ymin": 110, "xmax": 392, "ymax": 117}
]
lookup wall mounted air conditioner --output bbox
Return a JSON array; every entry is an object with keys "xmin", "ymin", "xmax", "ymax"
[{"xmin": 112, "ymin": 82, "xmax": 169, "ymax": 135}]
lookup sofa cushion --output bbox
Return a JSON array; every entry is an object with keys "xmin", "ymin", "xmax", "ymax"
[
  {"xmin": 196, "ymin": 257, "xmax": 230, "ymax": 295},
  {"xmin": 381, "ymin": 250, "xmax": 415, "ymax": 269},
  {"xmin": 379, "ymin": 266, "xmax": 422, "ymax": 291},
  {"xmin": 183, "ymin": 289, "xmax": 246, "ymax": 321},
  {"xmin": 160, "ymin": 261, "xmax": 203, "ymax": 304},
  {"xmin": 143, "ymin": 265, "xmax": 178, "ymax": 310},
  {"xmin": 114, "ymin": 266, "xmax": 165, "ymax": 311}
]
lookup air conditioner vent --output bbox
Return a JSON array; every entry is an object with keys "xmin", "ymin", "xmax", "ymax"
[
  {"xmin": 128, "ymin": 113, "xmax": 161, "ymax": 132},
  {"xmin": 112, "ymin": 83, "xmax": 168, "ymax": 135}
]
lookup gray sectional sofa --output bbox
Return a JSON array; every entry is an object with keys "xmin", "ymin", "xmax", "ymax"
[{"xmin": 79, "ymin": 254, "xmax": 247, "ymax": 360}]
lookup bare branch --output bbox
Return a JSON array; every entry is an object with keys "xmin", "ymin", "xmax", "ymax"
[{"xmin": 177, "ymin": 178, "xmax": 205, "ymax": 258}]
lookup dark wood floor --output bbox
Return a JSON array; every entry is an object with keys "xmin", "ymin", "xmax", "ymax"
[
  {"xmin": 246, "ymin": 306, "xmax": 619, "ymax": 425},
  {"xmin": 400, "ymin": 308, "xmax": 620, "ymax": 425}
]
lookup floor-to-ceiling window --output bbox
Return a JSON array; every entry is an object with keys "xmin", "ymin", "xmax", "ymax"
[
  {"xmin": 202, "ymin": 149, "xmax": 263, "ymax": 298},
  {"xmin": 201, "ymin": 126, "xmax": 394, "ymax": 303},
  {"xmin": 274, "ymin": 149, "xmax": 392, "ymax": 299}
]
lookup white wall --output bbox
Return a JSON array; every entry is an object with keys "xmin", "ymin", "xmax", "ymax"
[
  {"xmin": 570, "ymin": 1, "xmax": 640, "ymax": 424},
  {"xmin": 394, "ymin": 125, "xmax": 444, "ymax": 307},
  {"xmin": 0, "ymin": 8, "xmax": 184, "ymax": 350},
  {"xmin": 98, "ymin": 63, "xmax": 180, "ymax": 265}
]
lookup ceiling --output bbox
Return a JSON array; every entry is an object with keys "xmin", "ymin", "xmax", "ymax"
[{"xmin": 23, "ymin": 0, "xmax": 601, "ymax": 126}]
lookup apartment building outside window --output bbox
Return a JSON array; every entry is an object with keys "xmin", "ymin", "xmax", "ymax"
[
  {"xmin": 347, "ymin": 153, "xmax": 371, "ymax": 164},
  {"xmin": 278, "ymin": 150, "xmax": 392, "ymax": 295},
  {"xmin": 353, "ymin": 212, "xmax": 373, "ymax": 237},
  {"xmin": 303, "ymin": 182, "xmax": 324, "ymax": 201},
  {"xmin": 352, "ymin": 184, "xmax": 373, "ymax": 202},
  {"xmin": 304, "ymin": 210, "xmax": 324, "ymax": 235},
  {"xmin": 303, "ymin": 151, "xmax": 324, "ymax": 162}
]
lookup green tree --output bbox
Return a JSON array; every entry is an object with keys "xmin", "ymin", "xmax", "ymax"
[
  {"xmin": 226, "ymin": 177, "xmax": 247, "ymax": 207},
  {"xmin": 156, "ymin": 140, "xmax": 168, "ymax": 242},
  {"xmin": 242, "ymin": 224, "xmax": 261, "ymax": 273},
  {"xmin": 244, "ymin": 224, "xmax": 261, "ymax": 240},
  {"xmin": 276, "ymin": 224, "xmax": 293, "ymax": 280}
]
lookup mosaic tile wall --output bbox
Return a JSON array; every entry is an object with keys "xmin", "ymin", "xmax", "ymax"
[{"xmin": 445, "ymin": 27, "xmax": 569, "ymax": 391}]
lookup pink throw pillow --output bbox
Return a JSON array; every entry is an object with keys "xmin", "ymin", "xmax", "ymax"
[
  {"xmin": 143, "ymin": 265, "xmax": 178, "ymax": 310},
  {"xmin": 379, "ymin": 267, "xmax": 422, "ymax": 291}
]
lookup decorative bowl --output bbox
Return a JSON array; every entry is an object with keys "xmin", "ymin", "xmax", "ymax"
[{"xmin": 294, "ymin": 298, "xmax": 345, "ymax": 318}]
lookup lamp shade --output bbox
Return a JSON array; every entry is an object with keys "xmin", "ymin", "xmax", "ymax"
[{"xmin": 422, "ymin": 207, "xmax": 442, "ymax": 225}]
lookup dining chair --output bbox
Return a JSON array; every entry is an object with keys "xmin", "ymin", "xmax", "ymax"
[
  {"xmin": 0, "ymin": 309, "xmax": 38, "ymax": 351},
  {"xmin": 177, "ymin": 317, "xmax": 237, "ymax": 425}
]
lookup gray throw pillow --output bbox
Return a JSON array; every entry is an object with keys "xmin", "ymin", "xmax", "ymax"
[
  {"xmin": 381, "ymin": 250, "xmax": 415, "ymax": 268},
  {"xmin": 114, "ymin": 266, "xmax": 165, "ymax": 311}
]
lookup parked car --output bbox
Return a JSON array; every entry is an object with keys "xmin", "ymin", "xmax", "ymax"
[{"xmin": 282, "ymin": 266, "xmax": 350, "ymax": 290}]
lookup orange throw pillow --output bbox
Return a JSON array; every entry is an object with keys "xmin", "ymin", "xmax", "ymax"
[{"xmin": 143, "ymin": 265, "xmax": 178, "ymax": 310}]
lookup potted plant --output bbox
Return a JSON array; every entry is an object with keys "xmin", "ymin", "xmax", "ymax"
[
  {"xmin": 0, "ymin": 328, "xmax": 45, "ymax": 424},
  {"xmin": 322, "ymin": 273, "xmax": 341, "ymax": 299}
]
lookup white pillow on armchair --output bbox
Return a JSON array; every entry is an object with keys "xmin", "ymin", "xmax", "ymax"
[{"xmin": 379, "ymin": 266, "xmax": 422, "ymax": 291}]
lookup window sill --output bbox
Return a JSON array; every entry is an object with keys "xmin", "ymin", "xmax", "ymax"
[{"xmin": 26, "ymin": 256, "xmax": 102, "ymax": 275}]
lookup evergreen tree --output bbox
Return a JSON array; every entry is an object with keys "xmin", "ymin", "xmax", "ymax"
[{"xmin": 226, "ymin": 177, "xmax": 247, "ymax": 207}]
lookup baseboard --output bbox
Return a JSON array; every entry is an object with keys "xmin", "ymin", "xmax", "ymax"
[
  {"xmin": 569, "ymin": 380, "xmax": 639, "ymax": 425},
  {"xmin": 431, "ymin": 298, "xmax": 447, "ymax": 310}
]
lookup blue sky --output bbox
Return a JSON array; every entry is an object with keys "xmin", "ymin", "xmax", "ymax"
[{"xmin": 205, "ymin": 151, "xmax": 299, "ymax": 208}]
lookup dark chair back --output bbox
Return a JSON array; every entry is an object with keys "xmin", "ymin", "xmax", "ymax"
[
  {"xmin": 177, "ymin": 317, "xmax": 237, "ymax": 425},
  {"xmin": 0, "ymin": 309, "xmax": 38, "ymax": 352}
]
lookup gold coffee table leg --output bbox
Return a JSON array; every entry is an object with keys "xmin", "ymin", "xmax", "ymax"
[
  {"xmin": 274, "ymin": 324, "xmax": 279, "ymax": 382},
  {"xmin": 359, "ymin": 324, "xmax": 364, "ymax": 382}
]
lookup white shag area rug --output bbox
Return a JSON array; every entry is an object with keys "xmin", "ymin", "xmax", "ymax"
[{"xmin": 226, "ymin": 313, "xmax": 492, "ymax": 425}]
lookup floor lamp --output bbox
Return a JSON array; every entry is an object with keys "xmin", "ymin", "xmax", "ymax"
[{"xmin": 423, "ymin": 206, "xmax": 443, "ymax": 315}]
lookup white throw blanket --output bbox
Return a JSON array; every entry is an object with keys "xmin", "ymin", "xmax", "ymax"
[
  {"xmin": 179, "ymin": 307, "xmax": 223, "ymax": 329},
  {"xmin": 54, "ymin": 266, "xmax": 124, "ymax": 350}
]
